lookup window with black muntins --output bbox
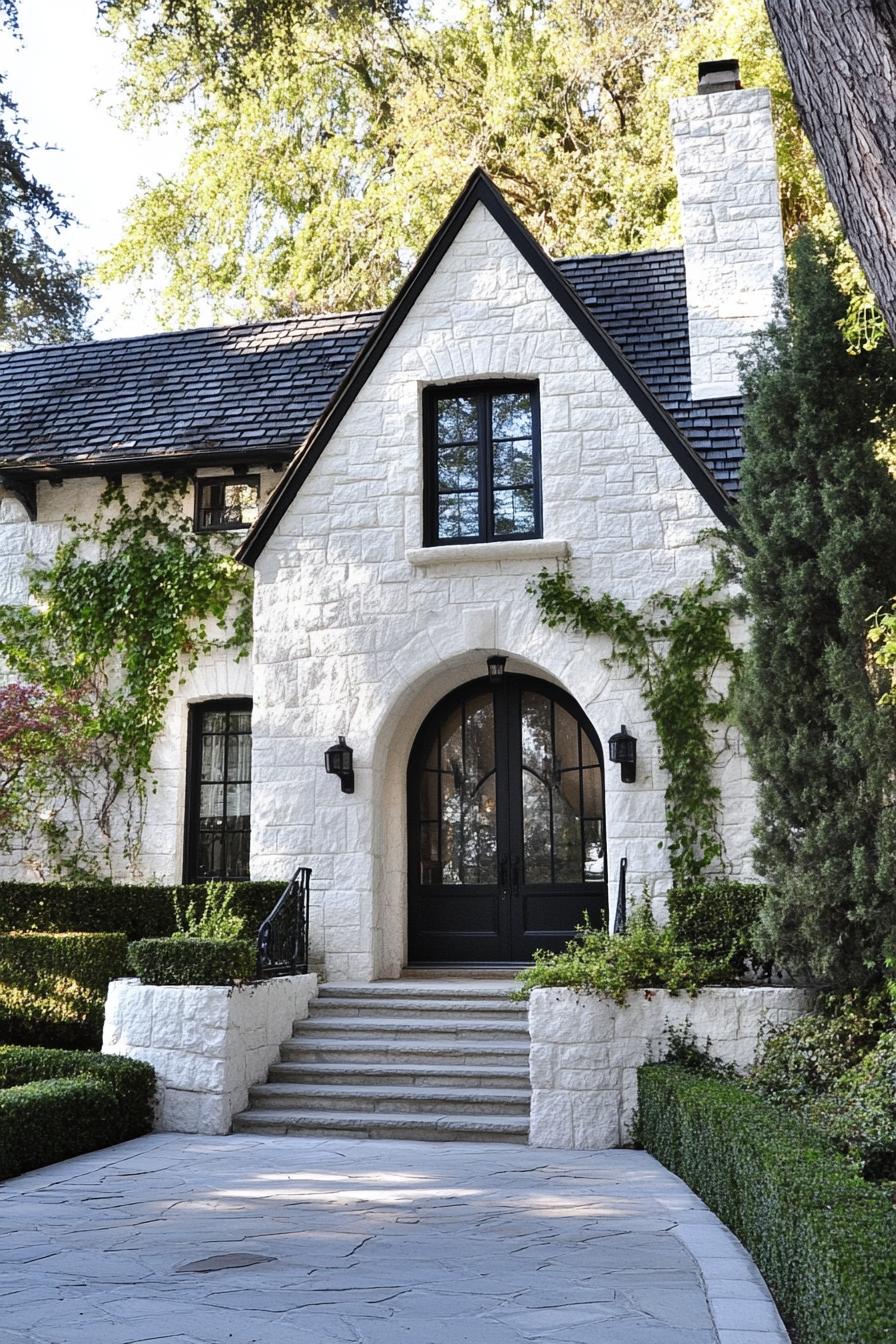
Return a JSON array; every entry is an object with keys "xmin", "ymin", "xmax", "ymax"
[
  {"xmin": 184, "ymin": 699, "xmax": 252, "ymax": 882},
  {"xmin": 424, "ymin": 382, "xmax": 541, "ymax": 545},
  {"xmin": 194, "ymin": 475, "xmax": 260, "ymax": 531}
]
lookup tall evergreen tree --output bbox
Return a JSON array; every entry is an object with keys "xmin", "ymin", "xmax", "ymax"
[{"xmin": 738, "ymin": 232, "xmax": 896, "ymax": 987}]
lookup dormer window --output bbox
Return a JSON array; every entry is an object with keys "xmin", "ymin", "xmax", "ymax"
[
  {"xmin": 424, "ymin": 382, "xmax": 541, "ymax": 545},
  {"xmin": 194, "ymin": 475, "xmax": 260, "ymax": 532}
]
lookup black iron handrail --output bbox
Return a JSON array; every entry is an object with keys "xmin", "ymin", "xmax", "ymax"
[
  {"xmin": 256, "ymin": 866, "xmax": 310, "ymax": 977},
  {"xmin": 612, "ymin": 855, "xmax": 627, "ymax": 934}
]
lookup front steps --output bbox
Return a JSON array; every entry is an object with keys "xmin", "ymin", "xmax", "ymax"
[{"xmin": 232, "ymin": 980, "xmax": 531, "ymax": 1143}]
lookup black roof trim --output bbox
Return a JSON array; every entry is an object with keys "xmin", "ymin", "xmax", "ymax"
[
  {"xmin": 238, "ymin": 170, "xmax": 735, "ymax": 565},
  {"xmin": 0, "ymin": 446, "xmax": 294, "ymax": 481}
]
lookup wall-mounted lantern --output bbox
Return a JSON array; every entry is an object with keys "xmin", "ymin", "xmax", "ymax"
[
  {"xmin": 487, "ymin": 655, "xmax": 507, "ymax": 685},
  {"xmin": 608, "ymin": 725, "xmax": 637, "ymax": 784},
  {"xmin": 324, "ymin": 736, "xmax": 355, "ymax": 793}
]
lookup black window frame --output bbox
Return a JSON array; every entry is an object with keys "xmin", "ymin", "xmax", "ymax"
[
  {"xmin": 193, "ymin": 474, "xmax": 261, "ymax": 533},
  {"xmin": 423, "ymin": 381, "xmax": 542, "ymax": 547},
  {"xmin": 183, "ymin": 697, "xmax": 253, "ymax": 883}
]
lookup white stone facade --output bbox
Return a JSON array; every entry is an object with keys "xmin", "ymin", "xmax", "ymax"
[
  {"xmin": 102, "ymin": 973, "xmax": 317, "ymax": 1133},
  {"xmin": 671, "ymin": 87, "xmax": 786, "ymax": 401},
  {"xmin": 528, "ymin": 986, "xmax": 813, "ymax": 1149},
  {"xmin": 0, "ymin": 469, "xmax": 280, "ymax": 881},
  {"xmin": 250, "ymin": 198, "xmax": 759, "ymax": 981}
]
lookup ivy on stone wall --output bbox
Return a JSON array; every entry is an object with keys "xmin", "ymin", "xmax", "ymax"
[
  {"xmin": 0, "ymin": 478, "xmax": 252, "ymax": 873},
  {"xmin": 530, "ymin": 563, "xmax": 741, "ymax": 885}
]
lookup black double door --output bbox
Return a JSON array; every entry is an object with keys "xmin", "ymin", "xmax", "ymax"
[{"xmin": 407, "ymin": 675, "xmax": 608, "ymax": 963}]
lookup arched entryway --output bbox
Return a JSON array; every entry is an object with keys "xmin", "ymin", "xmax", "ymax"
[{"xmin": 407, "ymin": 674, "xmax": 607, "ymax": 963}]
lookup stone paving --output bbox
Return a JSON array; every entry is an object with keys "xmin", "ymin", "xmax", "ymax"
[{"xmin": 0, "ymin": 1134, "xmax": 789, "ymax": 1344}]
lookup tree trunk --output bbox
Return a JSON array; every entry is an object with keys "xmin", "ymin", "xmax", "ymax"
[{"xmin": 765, "ymin": 0, "xmax": 896, "ymax": 340}]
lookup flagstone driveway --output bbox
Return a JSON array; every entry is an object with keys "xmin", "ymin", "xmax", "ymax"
[{"xmin": 0, "ymin": 1134, "xmax": 788, "ymax": 1344}]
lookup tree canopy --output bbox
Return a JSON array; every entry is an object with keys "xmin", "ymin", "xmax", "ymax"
[
  {"xmin": 0, "ymin": 1, "xmax": 90, "ymax": 346},
  {"xmin": 99, "ymin": 0, "xmax": 827, "ymax": 324}
]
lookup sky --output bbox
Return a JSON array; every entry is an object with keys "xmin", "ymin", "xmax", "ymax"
[{"xmin": 0, "ymin": 0, "xmax": 186, "ymax": 338}]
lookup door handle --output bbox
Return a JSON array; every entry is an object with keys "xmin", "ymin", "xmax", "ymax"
[
  {"xmin": 511, "ymin": 857, "xmax": 521, "ymax": 892},
  {"xmin": 498, "ymin": 858, "xmax": 509, "ymax": 890}
]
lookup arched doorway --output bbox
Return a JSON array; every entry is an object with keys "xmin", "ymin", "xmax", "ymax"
[{"xmin": 407, "ymin": 674, "xmax": 607, "ymax": 963}]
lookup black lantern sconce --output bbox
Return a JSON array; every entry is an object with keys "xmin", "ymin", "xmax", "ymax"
[
  {"xmin": 324, "ymin": 735, "xmax": 355, "ymax": 793},
  {"xmin": 608, "ymin": 725, "xmax": 637, "ymax": 784},
  {"xmin": 487, "ymin": 655, "xmax": 507, "ymax": 685}
]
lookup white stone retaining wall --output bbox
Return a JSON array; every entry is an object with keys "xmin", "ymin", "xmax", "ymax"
[
  {"xmin": 102, "ymin": 973, "xmax": 317, "ymax": 1134},
  {"xmin": 528, "ymin": 985, "xmax": 813, "ymax": 1150}
]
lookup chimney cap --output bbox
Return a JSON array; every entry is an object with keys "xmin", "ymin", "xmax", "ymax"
[{"xmin": 697, "ymin": 58, "xmax": 742, "ymax": 95}]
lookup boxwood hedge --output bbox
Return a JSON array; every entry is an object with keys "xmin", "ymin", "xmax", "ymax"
[
  {"xmin": 128, "ymin": 937, "xmax": 256, "ymax": 986},
  {"xmin": 0, "ymin": 1045, "xmax": 155, "ymax": 1178},
  {"xmin": 637, "ymin": 1063, "xmax": 896, "ymax": 1344},
  {"xmin": 0, "ymin": 880, "xmax": 284, "ymax": 941},
  {"xmin": 0, "ymin": 932, "xmax": 128, "ymax": 1049}
]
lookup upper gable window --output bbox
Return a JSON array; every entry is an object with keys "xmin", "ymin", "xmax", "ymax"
[
  {"xmin": 194, "ymin": 475, "xmax": 260, "ymax": 532},
  {"xmin": 424, "ymin": 383, "xmax": 542, "ymax": 546}
]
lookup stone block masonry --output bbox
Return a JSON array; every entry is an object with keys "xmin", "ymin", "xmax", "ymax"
[
  {"xmin": 671, "ymin": 87, "xmax": 786, "ymax": 401},
  {"xmin": 528, "ymin": 985, "xmax": 813, "ymax": 1149},
  {"xmin": 103, "ymin": 973, "xmax": 318, "ymax": 1134}
]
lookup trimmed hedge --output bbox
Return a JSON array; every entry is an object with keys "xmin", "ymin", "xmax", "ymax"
[
  {"xmin": 666, "ymin": 879, "xmax": 766, "ymax": 975},
  {"xmin": 637, "ymin": 1064, "xmax": 896, "ymax": 1344},
  {"xmin": 0, "ymin": 932, "xmax": 128, "ymax": 1049},
  {"xmin": 128, "ymin": 937, "xmax": 256, "ymax": 986},
  {"xmin": 0, "ymin": 1044, "xmax": 155, "ymax": 1178},
  {"xmin": 0, "ymin": 880, "xmax": 284, "ymax": 941}
]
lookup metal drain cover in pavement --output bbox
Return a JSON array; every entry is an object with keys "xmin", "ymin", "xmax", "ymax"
[{"xmin": 176, "ymin": 1253, "xmax": 275, "ymax": 1273}]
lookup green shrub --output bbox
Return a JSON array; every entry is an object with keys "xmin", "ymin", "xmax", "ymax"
[
  {"xmin": 128, "ymin": 937, "xmax": 256, "ymax": 986},
  {"xmin": 0, "ymin": 932, "xmax": 128, "ymax": 1049},
  {"xmin": 0, "ymin": 1077, "xmax": 120, "ymax": 1178},
  {"xmin": 667, "ymin": 879, "xmax": 767, "ymax": 975},
  {"xmin": 172, "ymin": 881, "xmax": 246, "ymax": 941},
  {"xmin": 638, "ymin": 1064, "xmax": 896, "ymax": 1344},
  {"xmin": 0, "ymin": 880, "xmax": 284, "ymax": 940},
  {"xmin": 750, "ymin": 989, "xmax": 891, "ymax": 1105},
  {"xmin": 807, "ymin": 1031, "xmax": 896, "ymax": 1181},
  {"xmin": 514, "ymin": 902, "xmax": 719, "ymax": 1002},
  {"xmin": 0, "ymin": 1044, "xmax": 154, "ymax": 1139}
]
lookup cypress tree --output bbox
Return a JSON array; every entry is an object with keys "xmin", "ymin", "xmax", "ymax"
[{"xmin": 738, "ymin": 231, "xmax": 896, "ymax": 987}]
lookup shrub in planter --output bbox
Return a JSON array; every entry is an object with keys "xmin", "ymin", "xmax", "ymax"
[
  {"xmin": 0, "ymin": 1044, "xmax": 155, "ymax": 1177},
  {"xmin": 128, "ymin": 937, "xmax": 256, "ymax": 986},
  {"xmin": 807, "ymin": 1030, "xmax": 896, "ymax": 1181},
  {"xmin": 638, "ymin": 1063, "xmax": 896, "ymax": 1344},
  {"xmin": 514, "ymin": 902, "xmax": 719, "ymax": 1002},
  {"xmin": 0, "ymin": 880, "xmax": 284, "ymax": 940},
  {"xmin": 0, "ymin": 932, "xmax": 128, "ymax": 1049},
  {"xmin": 666, "ymin": 879, "xmax": 766, "ymax": 975}
]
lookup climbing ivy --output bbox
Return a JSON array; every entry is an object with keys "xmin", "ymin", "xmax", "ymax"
[
  {"xmin": 530, "ymin": 564, "xmax": 741, "ymax": 885},
  {"xmin": 0, "ymin": 478, "xmax": 252, "ymax": 872}
]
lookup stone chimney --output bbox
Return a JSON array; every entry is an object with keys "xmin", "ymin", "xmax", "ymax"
[{"xmin": 670, "ymin": 60, "xmax": 786, "ymax": 402}]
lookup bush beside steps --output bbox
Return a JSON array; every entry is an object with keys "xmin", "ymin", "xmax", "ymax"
[
  {"xmin": 0, "ymin": 932, "xmax": 128, "ymax": 1050},
  {"xmin": 127, "ymin": 937, "xmax": 256, "ymax": 986},
  {"xmin": 637, "ymin": 1063, "xmax": 896, "ymax": 1344},
  {"xmin": 0, "ymin": 1045, "xmax": 155, "ymax": 1179}
]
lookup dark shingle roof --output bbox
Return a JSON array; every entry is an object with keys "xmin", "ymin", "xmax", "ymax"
[
  {"xmin": 0, "ymin": 249, "xmax": 743, "ymax": 491},
  {"xmin": 554, "ymin": 250, "xmax": 743, "ymax": 493}
]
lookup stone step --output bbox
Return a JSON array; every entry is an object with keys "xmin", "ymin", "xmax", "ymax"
[
  {"xmin": 291, "ymin": 1015, "xmax": 529, "ymax": 1040},
  {"xmin": 281, "ymin": 1036, "xmax": 530, "ymax": 1068},
  {"xmin": 232, "ymin": 1107, "xmax": 530, "ymax": 1144},
  {"xmin": 308, "ymin": 995, "xmax": 526, "ymax": 1019},
  {"xmin": 318, "ymin": 981, "xmax": 524, "ymax": 999},
  {"xmin": 247, "ymin": 1081, "xmax": 531, "ymax": 1116},
  {"xmin": 268, "ymin": 1060, "xmax": 532, "ymax": 1089}
]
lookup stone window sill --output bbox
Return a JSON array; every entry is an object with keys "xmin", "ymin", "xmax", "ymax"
[{"xmin": 406, "ymin": 539, "xmax": 570, "ymax": 569}]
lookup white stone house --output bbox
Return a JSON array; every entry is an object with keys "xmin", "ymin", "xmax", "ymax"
[{"xmin": 0, "ymin": 70, "xmax": 785, "ymax": 983}]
